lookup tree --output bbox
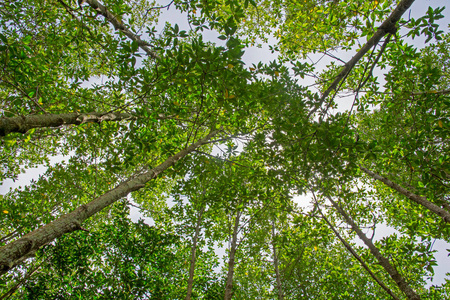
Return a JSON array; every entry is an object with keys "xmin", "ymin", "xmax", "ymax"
[
  {"xmin": 16, "ymin": 201, "xmax": 217, "ymax": 299},
  {"xmin": 1, "ymin": 0, "xmax": 449, "ymax": 298}
]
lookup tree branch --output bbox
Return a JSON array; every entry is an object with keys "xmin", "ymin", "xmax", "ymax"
[
  {"xmin": 84, "ymin": 0, "xmax": 158, "ymax": 58},
  {"xmin": 307, "ymin": 0, "xmax": 416, "ymax": 119},
  {"xmin": 360, "ymin": 165, "xmax": 450, "ymax": 223},
  {"xmin": 312, "ymin": 192, "xmax": 400, "ymax": 300}
]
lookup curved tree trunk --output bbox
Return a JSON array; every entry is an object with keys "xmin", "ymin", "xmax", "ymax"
[{"xmin": 0, "ymin": 130, "xmax": 218, "ymax": 275}]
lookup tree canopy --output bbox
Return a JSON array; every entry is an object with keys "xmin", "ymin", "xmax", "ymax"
[{"xmin": 0, "ymin": 0, "xmax": 449, "ymax": 299}]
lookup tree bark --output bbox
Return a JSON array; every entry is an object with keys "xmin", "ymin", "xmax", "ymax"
[
  {"xmin": 185, "ymin": 206, "xmax": 205, "ymax": 300},
  {"xmin": 84, "ymin": 0, "xmax": 158, "ymax": 58},
  {"xmin": 224, "ymin": 211, "xmax": 241, "ymax": 300},
  {"xmin": 327, "ymin": 196, "xmax": 421, "ymax": 300},
  {"xmin": 0, "ymin": 130, "xmax": 218, "ymax": 275},
  {"xmin": 315, "ymin": 200, "xmax": 400, "ymax": 300},
  {"xmin": 360, "ymin": 166, "xmax": 450, "ymax": 223},
  {"xmin": 271, "ymin": 223, "xmax": 284, "ymax": 300},
  {"xmin": 308, "ymin": 0, "xmax": 416, "ymax": 118},
  {"xmin": 0, "ymin": 112, "xmax": 134, "ymax": 136}
]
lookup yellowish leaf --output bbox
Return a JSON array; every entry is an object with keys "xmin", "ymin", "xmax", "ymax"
[
  {"xmin": 5, "ymin": 139, "xmax": 16, "ymax": 147},
  {"xmin": 249, "ymin": 67, "xmax": 255, "ymax": 71},
  {"xmin": 438, "ymin": 120, "xmax": 443, "ymax": 128},
  {"xmin": 227, "ymin": 64, "xmax": 234, "ymax": 69},
  {"xmin": 274, "ymin": 71, "xmax": 280, "ymax": 77},
  {"xmin": 314, "ymin": 246, "xmax": 317, "ymax": 251},
  {"xmin": 3, "ymin": 210, "xmax": 8, "ymax": 214}
]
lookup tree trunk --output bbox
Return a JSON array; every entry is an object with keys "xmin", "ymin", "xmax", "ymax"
[
  {"xmin": 308, "ymin": 0, "xmax": 415, "ymax": 118},
  {"xmin": 271, "ymin": 223, "xmax": 284, "ymax": 300},
  {"xmin": 185, "ymin": 206, "xmax": 205, "ymax": 300},
  {"xmin": 0, "ymin": 112, "xmax": 134, "ymax": 136},
  {"xmin": 327, "ymin": 196, "xmax": 421, "ymax": 300},
  {"xmin": 84, "ymin": 0, "xmax": 158, "ymax": 58},
  {"xmin": 224, "ymin": 211, "xmax": 241, "ymax": 300},
  {"xmin": 360, "ymin": 165, "xmax": 450, "ymax": 223},
  {"xmin": 315, "ymin": 200, "xmax": 400, "ymax": 300},
  {"xmin": 0, "ymin": 130, "xmax": 218, "ymax": 275}
]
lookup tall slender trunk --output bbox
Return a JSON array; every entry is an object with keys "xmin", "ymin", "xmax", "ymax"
[
  {"xmin": 185, "ymin": 206, "xmax": 205, "ymax": 300},
  {"xmin": 0, "ymin": 112, "xmax": 134, "ymax": 136},
  {"xmin": 314, "ymin": 199, "xmax": 400, "ymax": 300},
  {"xmin": 308, "ymin": 0, "xmax": 415, "ymax": 118},
  {"xmin": 327, "ymin": 196, "xmax": 421, "ymax": 300},
  {"xmin": 0, "ymin": 130, "xmax": 218, "ymax": 275},
  {"xmin": 224, "ymin": 211, "xmax": 241, "ymax": 300},
  {"xmin": 360, "ymin": 166, "xmax": 450, "ymax": 223},
  {"xmin": 271, "ymin": 223, "xmax": 284, "ymax": 300}
]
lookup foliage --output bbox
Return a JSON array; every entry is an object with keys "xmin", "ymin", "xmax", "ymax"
[{"xmin": 1, "ymin": 0, "xmax": 449, "ymax": 299}]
